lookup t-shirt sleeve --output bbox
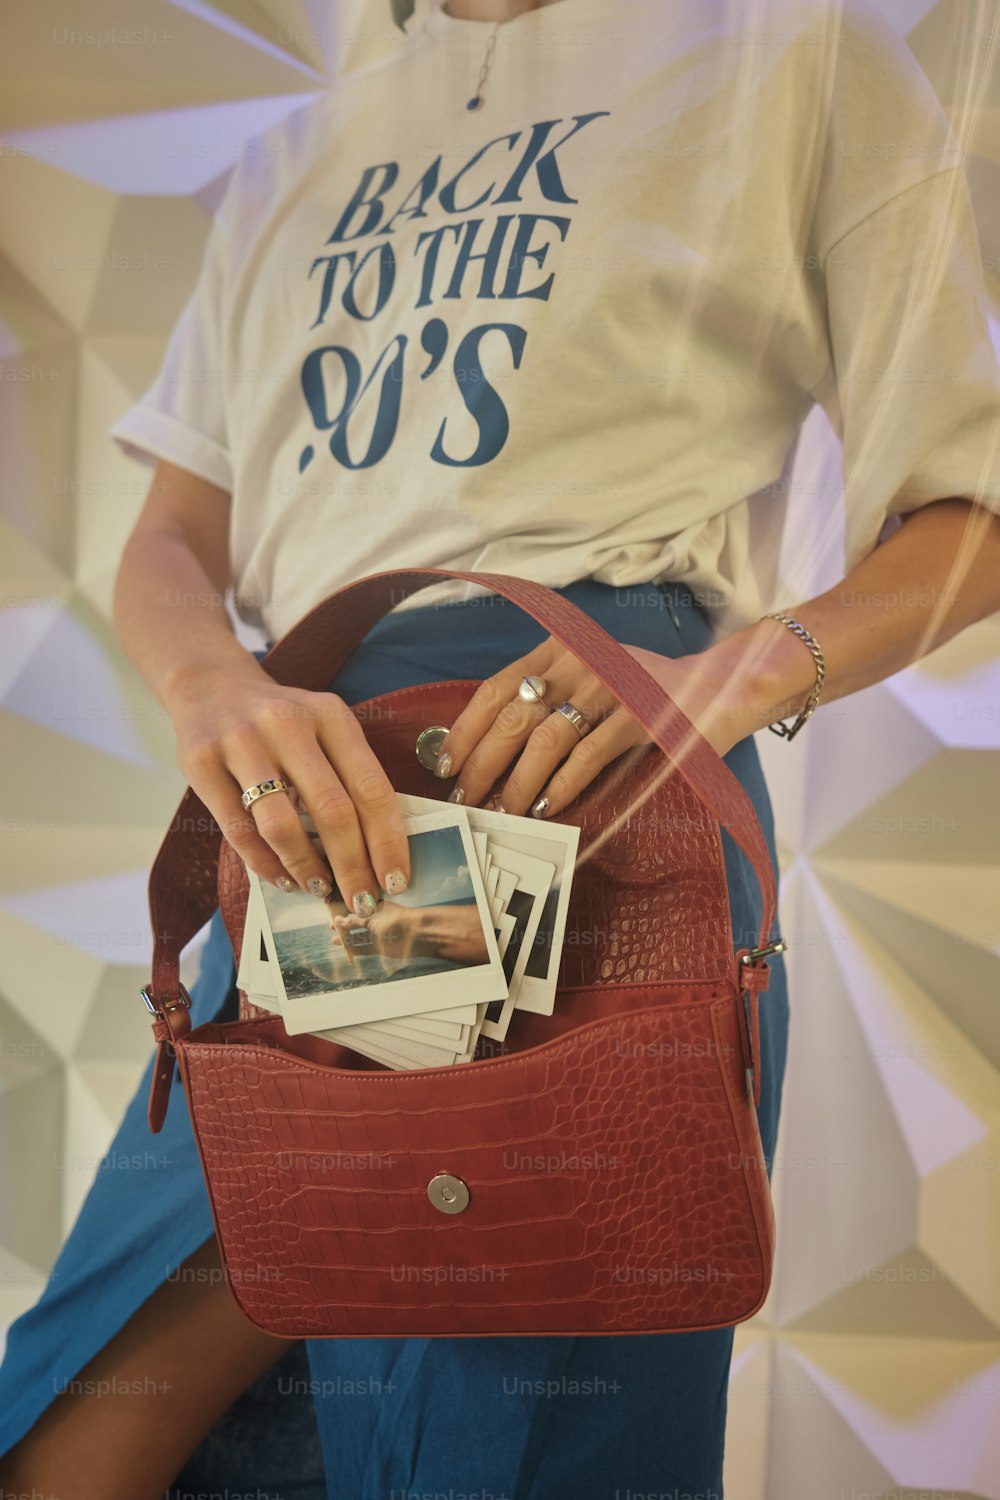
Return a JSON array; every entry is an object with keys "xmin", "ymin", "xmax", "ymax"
[
  {"xmin": 814, "ymin": 164, "xmax": 1000, "ymax": 571},
  {"xmin": 108, "ymin": 208, "xmax": 233, "ymax": 493},
  {"xmin": 802, "ymin": 1, "xmax": 1000, "ymax": 570}
]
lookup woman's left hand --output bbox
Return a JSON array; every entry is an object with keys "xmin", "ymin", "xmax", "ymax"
[{"xmin": 434, "ymin": 636, "xmax": 750, "ymax": 820}]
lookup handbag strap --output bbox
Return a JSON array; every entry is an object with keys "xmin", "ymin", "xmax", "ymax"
[{"xmin": 146, "ymin": 567, "xmax": 779, "ymax": 1001}]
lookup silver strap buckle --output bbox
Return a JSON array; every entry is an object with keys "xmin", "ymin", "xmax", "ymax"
[
  {"xmin": 739, "ymin": 939, "xmax": 788, "ymax": 965},
  {"xmin": 139, "ymin": 985, "xmax": 192, "ymax": 1018}
]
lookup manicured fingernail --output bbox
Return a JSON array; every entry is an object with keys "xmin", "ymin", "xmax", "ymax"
[
  {"xmin": 382, "ymin": 869, "xmax": 408, "ymax": 895},
  {"xmin": 435, "ymin": 751, "xmax": 453, "ymax": 779},
  {"xmin": 531, "ymin": 796, "xmax": 549, "ymax": 819},
  {"xmin": 353, "ymin": 889, "xmax": 378, "ymax": 917},
  {"xmin": 307, "ymin": 876, "xmax": 332, "ymax": 898},
  {"xmin": 494, "ymin": 802, "xmax": 507, "ymax": 814},
  {"xmin": 448, "ymin": 786, "xmax": 465, "ymax": 805},
  {"xmin": 275, "ymin": 876, "xmax": 295, "ymax": 892}
]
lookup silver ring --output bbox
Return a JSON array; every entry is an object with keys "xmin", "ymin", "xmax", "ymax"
[
  {"xmin": 241, "ymin": 776, "xmax": 292, "ymax": 811},
  {"xmin": 518, "ymin": 675, "xmax": 548, "ymax": 705},
  {"xmin": 553, "ymin": 701, "xmax": 591, "ymax": 738}
]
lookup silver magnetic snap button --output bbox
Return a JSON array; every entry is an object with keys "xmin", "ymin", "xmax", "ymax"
[
  {"xmin": 427, "ymin": 1172, "xmax": 470, "ymax": 1214},
  {"xmin": 415, "ymin": 725, "xmax": 451, "ymax": 771}
]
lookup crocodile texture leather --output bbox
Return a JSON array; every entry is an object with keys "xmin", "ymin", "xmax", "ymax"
[{"xmin": 141, "ymin": 568, "xmax": 781, "ymax": 1336}]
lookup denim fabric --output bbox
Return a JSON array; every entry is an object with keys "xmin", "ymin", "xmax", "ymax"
[{"xmin": 0, "ymin": 578, "xmax": 789, "ymax": 1500}]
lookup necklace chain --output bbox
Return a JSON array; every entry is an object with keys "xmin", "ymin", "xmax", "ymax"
[{"xmin": 466, "ymin": 16, "xmax": 504, "ymax": 110}]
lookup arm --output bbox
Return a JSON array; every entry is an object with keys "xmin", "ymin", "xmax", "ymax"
[
  {"xmin": 647, "ymin": 496, "xmax": 1000, "ymax": 752},
  {"xmin": 436, "ymin": 496, "xmax": 1000, "ymax": 816},
  {"xmin": 111, "ymin": 458, "xmax": 259, "ymax": 709},
  {"xmin": 112, "ymin": 459, "xmax": 411, "ymax": 908}
]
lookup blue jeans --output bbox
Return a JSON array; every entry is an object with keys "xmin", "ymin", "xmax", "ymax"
[{"xmin": 0, "ymin": 578, "xmax": 789, "ymax": 1499}]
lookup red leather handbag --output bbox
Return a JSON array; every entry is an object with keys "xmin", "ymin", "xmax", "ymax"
[{"xmin": 141, "ymin": 568, "xmax": 784, "ymax": 1339}]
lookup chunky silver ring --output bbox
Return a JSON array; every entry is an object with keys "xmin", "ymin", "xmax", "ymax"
[
  {"xmin": 241, "ymin": 776, "xmax": 293, "ymax": 812},
  {"xmin": 518, "ymin": 674, "xmax": 548, "ymax": 705},
  {"xmin": 553, "ymin": 701, "xmax": 592, "ymax": 738}
]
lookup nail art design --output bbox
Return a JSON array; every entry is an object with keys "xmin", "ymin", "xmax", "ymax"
[
  {"xmin": 494, "ymin": 803, "xmax": 507, "ymax": 815},
  {"xmin": 435, "ymin": 751, "xmax": 453, "ymax": 779},
  {"xmin": 448, "ymin": 786, "xmax": 465, "ymax": 805},
  {"xmin": 383, "ymin": 869, "xmax": 408, "ymax": 895},
  {"xmin": 531, "ymin": 796, "xmax": 550, "ymax": 819},
  {"xmin": 307, "ymin": 876, "xmax": 332, "ymax": 898},
  {"xmin": 275, "ymin": 876, "xmax": 296, "ymax": 893},
  {"xmin": 353, "ymin": 889, "xmax": 378, "ymax": 918}
]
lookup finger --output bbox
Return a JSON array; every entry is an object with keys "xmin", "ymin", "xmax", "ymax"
[
  {"xmin": 315, "ymin": 707, "xmax": 412, "ymax": 901},
  {"xmin": 290, "ymin": 743, "xmax": 385, "ymax": 917},
  {"xmin": 490, "ymin": 704, "xmax": 595, "ymax": 812},
  {"xmin": 179, "ymin": 741, "xmax": 301, "ymax": 891},
  {"xmin": 212, "ymin": 720, "xmax": 334, "ymax": 894},
  {"xmin": 449, "ymin": 692, "xmax": 553, "ymax": 808},
  {"xmin": 505, "ymin": 707, "xmax": 649, "ymax": 819},
  {"xmin": 454, "ymin": 671, "xmax": 613, "ymax": 810},
  {"xmin": 432, "ymin": 641, "xmax": 554, "ymax": 783},
  {"xmin": 226, "ymin": 748, "xmax": 337, "ymax": 898}
]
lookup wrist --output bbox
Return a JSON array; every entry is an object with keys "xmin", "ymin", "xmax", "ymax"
[
  {"xmin": 158, "ymin": 646, "xmax": 266, "ymax": 716},
  {"xmin": 717, "ymin": 617, "xmax": 824, "ymax": 733}
]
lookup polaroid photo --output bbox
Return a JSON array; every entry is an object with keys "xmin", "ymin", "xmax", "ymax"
[
  {"xmin": 239, "ymin": 876, "xmax": 476, "ymax": 1062},
  {"xmin": 291, "ymin": 816, "xmax": 482, "ymax": 1027},
  {"xmin": 320, "ymin": 1022, "xmax": 464, "ymax": 1068},
  {"xmin": 364, "ymin": 1016, "xmax": 471, "ymax": 1048},
  {"xmin": 474, "ymin": 832, "xmax": 577, "ymax": 1017},
  {"xmin": 485, "ymin": 862, "xmax": 501, "ymax": 920},
  {"xmin": 247, "ymin": 884, "xmax": 277, "ymax": 998},
  {"xmin": 494, "ymin": 867, "xmax": 517, "ymax": 916},
  {"xmin": 395, "ymin": 791, "xmax": 580, "ymax": 1015},
  {"xmin": 236, "ymin": 884, "xmax": 258, "ymax": 996},
  {"xmin": 248, "ymin": 852, "xmax": 479, "ymax": 1032},
  {"xmin": 250, "ymin": 805, "xmax": 507, "ymax": 1034},
  {"xmin": 478, "ymin": 843, "xmax": 554, "ymax": 1041},
  {"xmin": 307, "ymin": 1005, "xmax": 471, "ymax": 1055},
  {"xmin": 451, "ymin": 1002, "xmax": 489, "ymax": 1064}
]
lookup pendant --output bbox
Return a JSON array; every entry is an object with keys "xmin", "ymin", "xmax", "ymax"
[{"xmin": 467, "ymin": 94, "xmax": 483, "ymax": 110}]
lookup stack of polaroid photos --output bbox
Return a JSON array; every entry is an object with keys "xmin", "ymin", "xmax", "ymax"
[{"xmin": 236, "ymin": 790, "xmax": 580, "ymax": 1069}]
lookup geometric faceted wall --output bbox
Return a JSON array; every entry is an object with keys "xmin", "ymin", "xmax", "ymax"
[{"xmin": 1, "ymin": 2, "xmax": 999, "ymax": 1497}]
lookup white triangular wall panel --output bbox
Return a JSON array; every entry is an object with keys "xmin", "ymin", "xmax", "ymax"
[
  {"xmin": 0, "ymin": 870, "xmax": 157, "ymax": 966},
  {"xmin": 0, "ymin": 910, "xmax": 106, "ymax": 1060},
  {"xmin": 766, "ymin": 1340, "xmax": 898, "ymax": 1500},
  {"xmin": 60, "ymin": 1062, "xmax": 152, "ymax": 1232},
  {"xmin": 887, "ymin": 617, "xmax": 1000, "ymax": 750},
  {"xmin": 724, "ymin": 1334, "xmax": 772, "ymax": 1500},
  {"xmin": 1, "ymin": 95, "xmax": 321, "ymax": 196},
  {"xmin": 788, "ymin": 1340, "xmax": 1000, "ymax": 1498},
  {"xmin": 0, "ymin": 601, "xmax": 67, "ymax": 701},
  {"xmin": 771, "ymin": 871, "xmax": 919, "ymax": 1327},
  {"xmin": 1, "ymin": 604, "xmax": 162, "ymax": 768},
  {"xmin": 817, "ymin": 749, "xmax": 1000, "ymax": 865},
  {"xmin": 1, "ymin": 0, "xmax": 321, "ymax": 133},
  {"xmin": 0, "ymin": 1068, "xmax": 66, "ymax": 1272},
  {"xmin": 815, "ymin": 860, "xmax": 1000, "ymax": 1068},
  {"xmin": 833, "ymin": 919, "xmax": 989, "ymax": 1178}
]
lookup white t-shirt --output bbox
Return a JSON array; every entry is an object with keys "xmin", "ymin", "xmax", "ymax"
[{"xmin": 109, "ymin": 0, "xmax": 1000, "ymax": 643}]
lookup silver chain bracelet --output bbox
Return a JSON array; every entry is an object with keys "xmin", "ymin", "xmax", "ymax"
[{"xmin": 759, "ymin": 612, "xmax": 827, "ymax": 740}]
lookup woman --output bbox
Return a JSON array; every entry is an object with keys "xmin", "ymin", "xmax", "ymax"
[{"xmin": 3, "ymin": 0, "xmax": 1000, "ymax": 1495}]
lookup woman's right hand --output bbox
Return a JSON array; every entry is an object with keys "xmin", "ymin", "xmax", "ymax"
[{"xmin": 167, "ymin": 660, "xmax": 411, "ymax": 914}]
